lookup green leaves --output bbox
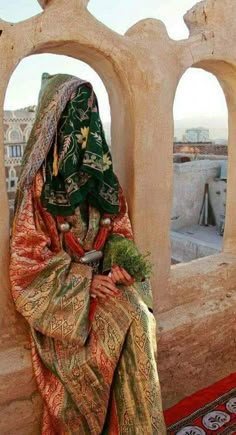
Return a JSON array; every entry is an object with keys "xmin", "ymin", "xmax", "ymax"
[{"xmin": 103, "ymin": 235, "xmax": 153, "ymax": 281}]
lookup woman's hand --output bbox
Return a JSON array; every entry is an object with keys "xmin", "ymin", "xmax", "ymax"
[
  {"xmin": 91, "ymin": 274, "xmax": 120, "ymax": 299},
  {"xmin": 110, "ymin": 265, "xmax": 134, "ymax": 286}
]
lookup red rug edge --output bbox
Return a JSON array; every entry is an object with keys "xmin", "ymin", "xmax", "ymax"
[{"xmin": 164, "ymin": 372, "xmax": 236, "ymax": 427}]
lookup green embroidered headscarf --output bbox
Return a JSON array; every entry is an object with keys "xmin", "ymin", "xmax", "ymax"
[{"xmin": 17, "ymin": 73, "xmax": 119, "ymax": 216}]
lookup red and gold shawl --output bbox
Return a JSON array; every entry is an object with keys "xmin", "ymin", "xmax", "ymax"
[{"xmin": 10, "ymin": 74, "xmax": 166, "ymax": 434}]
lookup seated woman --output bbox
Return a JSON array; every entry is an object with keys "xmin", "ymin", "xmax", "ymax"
[{"xmin": 10, "ymin": 73, "xmax": 166, "ymax": 434}]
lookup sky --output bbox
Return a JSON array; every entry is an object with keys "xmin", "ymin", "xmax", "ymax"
[{"xmin": 1, "ymin": 0, "xmax": 228, "ymax": 135}]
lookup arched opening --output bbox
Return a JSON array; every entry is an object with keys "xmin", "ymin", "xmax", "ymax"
[
  {"xmin": 4, "ymin": 53, "xmax": 112, "ymax": 225},
  {"xmin": 171, "ymin": 68, "xmax": 228, "ymax": 264},
  {"xmin": 8, "ymin": 128, "xmax": 23, "ymax": 143}
]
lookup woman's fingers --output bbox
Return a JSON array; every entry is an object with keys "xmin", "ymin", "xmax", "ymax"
[
  {"xmin": 111, "ymin": 265, "xmax": 127, "ymax": 283},
  {"xmin": 92, "ymin": 287, "xmax": 118, "ymax": 298},
  {"xmin": 99, "ymin": 275, "xmax": 119, "ymax": 287},
  {"xmin": 91, "ymin": 290, "xmax": 107, "ymax": 299},
  {"xmin": 111, "ymin": 265, "xmax": 134, "ymax": 285},
  {"xmin": 119, "ymin": 267, "xmax": 134, "ymax": 284},
  {"xmin": 91, "ymin": 268, "xmax": 135, "ymax": 301},
  {"xmin": 99, "ymin": 284, "xmax": 118, "ymax": 296},
  {"xmin": 91, "ymin": 274, "xmax": 120, "ymax": 298},
  {"xmin": 98, "ymin": 277, "xmax": 120, "ymax": 293},
  {"xmin": 110, "ymin": 266, "xmax": 122, "ymax": 284}
]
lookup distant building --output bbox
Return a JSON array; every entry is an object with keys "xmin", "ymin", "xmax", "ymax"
[
  {"xmin": 173, "ymin": 142, "xmax": 228, "ymax": 158},
  {"xmin": 183, "ymin": 127, "xmax": 210, "ymax": 143},
  {"xmin": 4, "ymin": 109, "xmax": 35, "ymax": 221},
  {"xmin": 214, "ymin": 138, "xmax": 228, "ymax": 145}
]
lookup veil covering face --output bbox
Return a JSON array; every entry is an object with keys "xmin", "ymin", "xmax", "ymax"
[
  {"xmin": 10, "ymin": 73, "xmax": 166, "ymax": 435},
  {"xmin": 16, "ymin": 72, "xmax": 119, "ymax": 217}
]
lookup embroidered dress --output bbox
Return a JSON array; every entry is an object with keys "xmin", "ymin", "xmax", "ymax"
[{"xmin": 10, "ymin": 74, "xmax": 166, "ymax": 434}]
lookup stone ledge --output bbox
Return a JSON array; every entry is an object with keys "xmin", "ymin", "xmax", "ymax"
[
  {"xmin": 160, "ymin": 253, "xmax": 236, "ymax": 313},
  {"xmin": 159, "ymin": 287, "xmax": 236, "ymax": 332},
  {"xmin": 159, "ymin": 298, "xmax": 236, "ymax": 409},
  {"xmin": 0, "ymin": 346, "xmax": 42, "ymax": 434},
  {"xmin": 0, "ymin": 392, "xmax": 41, "ymax": 435},
  {"xmin": 0, "ymin": 346, "xmax": 38, "ymax": 405}
]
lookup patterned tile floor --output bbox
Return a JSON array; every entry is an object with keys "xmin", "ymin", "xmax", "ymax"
[{"xmin": 165, "ymin": 374, "xmax": 236, "ymax": 435}]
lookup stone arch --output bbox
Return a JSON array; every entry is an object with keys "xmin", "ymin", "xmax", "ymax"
[
  {"xmin": 186, "ymin": 60, "xmax": 236, "ymax": 254},
  {"xmin": 7, "ymin": 126, "xmax": 23, "ymax": 143},
  {"xmin": 0, "ymin": 7, "xmax": 176, "ymax": 323},
  {"xmin": 167, "ymin": 55, "xmax": 236, "ymax": 267},
  {"xmin": 8, "ymin": 43, "xmax": 133, "ymax": 194},
  {"xmin": 4, "ymin": 51, "xmax": 113, "ymax": 221},
  {"xmin": 158, "ymin": 56, "xmax": 236, "ymax": 408},
  {"xmin": 172, "ymin": 65, "xmax": 228, "ymax": 262}
]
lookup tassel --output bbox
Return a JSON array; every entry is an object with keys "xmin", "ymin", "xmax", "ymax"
[
  {"xmin": 64, "ymin": 232, "xmax": 85, "ymax": 257},
  {"xmin": 57, "ymin": 214, "xmax": 111, "ymax": 256},
  {"xmin": 52, "ymin": 142, "xmax": 59, "ymax": 177},
  {"xmin": 94, "ymin": 227, "xmax": 109, "ymax": 250}
]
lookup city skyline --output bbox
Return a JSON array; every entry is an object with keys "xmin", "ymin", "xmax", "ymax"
[{"xmin": 4, "ymin": 107, "xmax": 228, "ymax": 145}]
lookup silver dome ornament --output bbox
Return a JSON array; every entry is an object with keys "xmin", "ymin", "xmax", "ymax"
[
  {"xmin": 80, "ymin": 250, "xmax": 103, "ymax": 264},
  {"xmin": 57, "ymin": 221, "xmax": 71, "ymax": 233},
  {"xmin": 100, "ymin": 217, "xmax": 112, "ymax": 228}
]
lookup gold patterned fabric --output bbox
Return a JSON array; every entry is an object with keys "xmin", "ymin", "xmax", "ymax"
[{"xmin": 10, "ymin": 76, "xmax": 166, "ymax": 434}]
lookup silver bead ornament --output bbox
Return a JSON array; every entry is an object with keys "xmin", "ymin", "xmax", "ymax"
[
  {"xmin": 100, "ymin": 217, "xmax": 112, "ymax": 228},
  {"xmin": 58, "ymin": 221, "xmax": 71, "ymax": 232}
]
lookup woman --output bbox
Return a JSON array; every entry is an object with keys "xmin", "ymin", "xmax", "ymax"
[{"xmin": 10, "ymin": 73, "xmax": 166, "ymax": 434}]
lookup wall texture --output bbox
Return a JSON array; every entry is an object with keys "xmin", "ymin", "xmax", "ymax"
[
  {"xmin": 171, "ymin": 160, "xmax": 220, "ymax": 230},
  {"xmin": 0, "ymin": 0, "xmax": 236, "ymax": 432}
]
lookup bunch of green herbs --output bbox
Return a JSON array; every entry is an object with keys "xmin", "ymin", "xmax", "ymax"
[{"xmin": 103, "ymin": 235, "xmax": 152, "ymax": 281}]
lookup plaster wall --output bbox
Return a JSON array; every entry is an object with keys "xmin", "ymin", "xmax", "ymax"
[
  {"xmin": 209, "ymin": 178, "xmax": 227, "ymax": 229},
  {"xmin": 171, "ymin": 160, "xmax": 221, "ymax": 230},
  {"xmin": 0, "ymin": 0, "xmax": 236, "ymax": 431}
]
